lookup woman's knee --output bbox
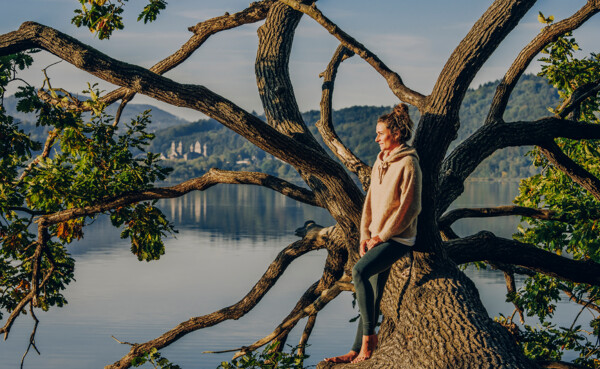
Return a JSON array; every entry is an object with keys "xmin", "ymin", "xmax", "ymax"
[{"xmin": 352, "ymin": 262, "xmax": 367, "ymax": 284}]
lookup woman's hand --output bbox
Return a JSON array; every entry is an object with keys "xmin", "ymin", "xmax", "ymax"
[
  {"xmin": 359, "ymin": 239, "xmax": 369, "ymax": 257},
  {"xmin": 360, "ymin": 236, "xmax": 383, "ymax": 257}
]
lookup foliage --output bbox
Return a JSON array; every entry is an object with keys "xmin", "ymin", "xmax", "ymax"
[
  {"xmin": 72, "ymin": 0, "xmax": 167, "ymax": 40},
  {"xmin": 510, "ymin": 14, "xmax": 600, "ymax": 366},
  {"xmin": 217, "ymin": 342, "xmax": 309, "ymax": 369},
  {"xmin": 131, "ymin": 348, "xmax": 181, "ymax": 369},
  {"xmin": 1, "ymin": 54, "xmax": 175, "ymax": 328}
]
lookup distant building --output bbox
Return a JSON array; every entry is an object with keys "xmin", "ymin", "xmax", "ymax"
[
  {"xmin": 168, "ymin": 141, "xmax": 180, "ymax": 159},
  {"xmin": 166, "ymin": 139, "xmax": 209, "ymax": 161}
]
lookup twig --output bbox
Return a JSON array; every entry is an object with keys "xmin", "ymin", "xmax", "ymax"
[
  {"xmin": 439, "ymin": 205, "xmax": 563, "ymax": 229},
  {"xmin": 278, "ymin": 0, "xmax": 425, "ymax": 109},
  {"xmin": 316, "ymin": 44, "xmax": 371, "ymax": 190},
  {"xmin": 112, "ymin": 335, "xmax": 137, "ymax": 346},
  {"xmin": 20, "ymin": 302, "xmax": 41, "ymax": 369}
]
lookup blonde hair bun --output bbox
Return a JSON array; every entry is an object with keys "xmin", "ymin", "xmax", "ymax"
[{"xmin": 378, "ymin": 103, "xmax": 413, "ymax": 143}]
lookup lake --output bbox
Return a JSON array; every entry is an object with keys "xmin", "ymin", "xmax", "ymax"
[{"xmin": 1, "ymin": 181, "xmax": 589, "ymax": 368}]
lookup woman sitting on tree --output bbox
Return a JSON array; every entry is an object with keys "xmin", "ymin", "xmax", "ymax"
[{"xmin": 325, "ymin": 104, "xmax": 422, "ymax": 364}]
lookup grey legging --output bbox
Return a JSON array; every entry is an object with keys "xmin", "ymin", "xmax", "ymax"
[{"xmin": 351, "ymin": 240, "xmax": 411, "ymax": 352}]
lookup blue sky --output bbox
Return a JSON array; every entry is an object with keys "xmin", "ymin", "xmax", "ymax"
[{"xmin": 2, "ymin": 0, "xmax": 599, "ymax": 121}]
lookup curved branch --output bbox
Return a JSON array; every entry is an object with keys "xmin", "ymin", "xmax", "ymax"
[
  {"xmin": 412, "ymin": 0, "xmax": 536, "ymax": 195},
  {"xmin": 254, "ymin": 3, "xmax": 365, "ymax": 236},
  {"xmin": 317, "ymin": 44, "xmax": 371, "ymax": 189},
  {"xmin": 1, "ymin": 236, "xmax": 54, "ymax": 339},
  {"xmin": 38, "ymin": 1, "xmax": 276, "ymax": 111},
  {"xmin": 40, "ymin": 169, "xmax": 321, "ymax": 226},
  {"xmin": 230, "ymin": 274, "xmax": 353, "ymax": 359},
  {"xmin": 438, "ymin": 117, "xmax": 600, "ymax": 214},
  {"xmin": 500, "ymin": 268, "xmax": 525, "ymax": 323},
  {"xmin": 210, "ymin": 226, "xmax": 350, "ymax": 359},
  {"xmin": 7, "ymin": 207, "xmax": 48, "ymax": 216},
  {"xmin": 488, "ymin": 1, "xmax": 600, "ymax": 122},
  {"xmin": 557, "ymin": 79, "xmax": 600, "ymax": 119},
  {"xmin": 0, "ymin": 22, "xmax": 337, "ymax": 174},
  {"xmin": 106, "ymin": 226, "xmax": 334, "ymax": 369},
  {"xmin": 427, "ymin": 0, "xmax": 536, "ymax": 117},
  {"xmin": 17, "ymin": 129, "xmax": 59, "ymax": 183},
  {"xmin": 445, "ymin": 231, "xmax": 600, "ymax": 286},
  {"xmin": 539, "ymin": 139, "xmax": 600, "ymax": 201},
  {"xmin": 20, "ymin": 303, "xmax": 41, "ymax": 369},
  {"xmin": 278, "ymin": 0, "xmax": 426, "ymax": 109},
  {"xmin": 438, "ymin": 205, "xmax": 563, "ymax": 229},
  {"xmin": 562, "ymin": 288, "xmax": 600, "ymax": 314},
  {"xmin": 297, "ymin": 314, "xmax": 317, "ymax": 356}
]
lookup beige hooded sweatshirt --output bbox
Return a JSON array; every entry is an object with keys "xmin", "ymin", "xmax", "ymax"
[{"xmin": 360, "ymin": 144, "xmax": 422, "ymax": 245}]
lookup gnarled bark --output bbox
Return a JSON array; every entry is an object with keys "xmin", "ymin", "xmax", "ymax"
[{"xmin": 3, "ymin": 0, "xmax": 600, "ymax": 368}]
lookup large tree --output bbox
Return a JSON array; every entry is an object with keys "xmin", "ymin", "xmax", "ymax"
[{"xmin": 1, "ymin": 1, "xmax": 600, "ymax": 368}]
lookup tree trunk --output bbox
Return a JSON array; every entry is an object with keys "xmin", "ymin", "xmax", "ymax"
[{"xmin": 319, "ymin": 252, "xmax": 539, "ymax": 369}]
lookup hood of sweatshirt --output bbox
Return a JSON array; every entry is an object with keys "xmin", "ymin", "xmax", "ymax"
[{"xmin": 377, "ymin": 144, "xmax": 419, "ymax": 184}]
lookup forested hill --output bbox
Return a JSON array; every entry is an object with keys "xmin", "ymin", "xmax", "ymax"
[
  {"xmin": 149, "ymin": 74, "xmax": 559, "ymax": 181},
  {"xmin": 7, "ymin": 74, "xmax": 559, "ymax": 181},
  {"xmin": 3, "ymin": 95, "xmax": 188, "ymax": 143}
]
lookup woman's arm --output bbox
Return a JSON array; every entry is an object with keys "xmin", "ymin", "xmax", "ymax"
[{"xmin": 377, "ymin": 157, "xmax": 422, "ymax": 242}]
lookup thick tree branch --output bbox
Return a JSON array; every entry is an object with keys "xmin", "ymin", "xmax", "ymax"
[
  {"xmin": 38, "ymin": 1, "xmax": 276, "ymax": 111},
  {"xmin": 414, "ymin": 0, "xmax": 538, "ymax": 169},
  {"xmin": 438, "ymin": 205, "xmax": 563, "ymax": 229},
  {"xmin": 39, "ymin": 169, "xmax": 321, "ymax": 226},
  {"xmin": 278, "ymin": 0, "xmax": 426, "ymax": 109},
  {"xmin": 538, "ymin": 139, "xmax": 600, "ymax": 201},
  {"xmin": 0, "ymin": 22, "xmax": 339, "ymax": 175},
  {"xmin": 317, "ymin": 44, "xmax": 371, "ymax": 190},
  {"xmin": 412, "ymin": 0, "xmax": 536, "ymax": 252},
  {"xmin": 438, "ymin": 117, "xmax": 600, "ymax": 214},
  {"xmin": 106, "ymin": 226, "xmax": 334, "ymax": 369},
  {"xmin": 445, "ymin": 231, "xmax": 600, "ymax": 286},
  {"xmin": 428, "ymin": 0, "xmax": 536, "ymax": 116},
  {"xmin": 230, "ymin": 274, "xmax": 352, "ymax": 359},
  {"xmin": 255, "ymin": 3, "xmax": 365, "ymax": 240},
  {"xmin": 488, "ymin": 1, "xmax": 600, "ymax": 122},
  {"xmin": 557, "ymin": 79, "xmax": 600, "ymax": 119},
  {"xmin": 260, "ymin": 225, "xmax": 350, "ymax": 353},
  {"xmin": 256, "ymin": 1, "xmax": 323, "ymax": 149}
]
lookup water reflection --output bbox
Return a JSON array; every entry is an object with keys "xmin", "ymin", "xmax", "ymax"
[
  {"xmin": 1, "ymin": 181, "xmax": 588, "ymax": 368},
  {"xmin": 162, "ymin": 185, "xmax": 333, "ymax": 238}
]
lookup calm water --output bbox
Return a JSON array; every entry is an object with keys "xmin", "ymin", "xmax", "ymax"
[{"xmin": 1, "ymin": 181, "xmax": 588, "ymax": 368}]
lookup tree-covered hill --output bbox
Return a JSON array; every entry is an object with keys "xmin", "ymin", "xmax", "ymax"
[
  {"xmin": 149, "ymin": 74, "xmax": 559, "ymax": 181},
  {"xmin": 3, "ymin": 94, "xmax": 189, "ymax": 142},
  {"xmin": 7, "ymin": 74, "xmax": 559, "ymax": 181}
]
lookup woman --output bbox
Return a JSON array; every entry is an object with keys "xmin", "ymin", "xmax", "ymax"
[{"xmin": 325, "ymin": 104, "xmax": 422, "ymax": 364}]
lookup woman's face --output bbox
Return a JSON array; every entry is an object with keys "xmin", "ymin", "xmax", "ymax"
[{"xmin": 375, "ymin": 122, "xmax": 400, "ymax": 153}]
